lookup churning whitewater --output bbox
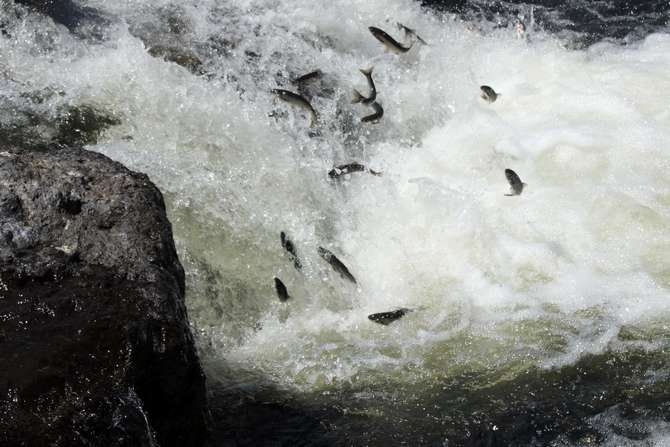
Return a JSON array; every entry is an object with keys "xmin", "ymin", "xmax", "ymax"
[{"xmin": 2, "ymin": 0, "xmax": 670, "ymax": 444}]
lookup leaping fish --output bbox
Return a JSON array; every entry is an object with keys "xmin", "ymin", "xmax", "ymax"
[
  {"xmin": 480, "ymin": 85, "xmax": 499, "ymax": 103},
  {"xmin": 317, "ymin": 247, "xmax": 357, "ymax": 284},
  {"xmin": 361, "ymin": 102, "xmax": 384, "ymax": 123},
  {"xmin": 280, "ymin": 231, "xmax": 302, "ymax": 270},
  {"xmin": 396, "ymin": 22, "xmax": 428, "ymax": 45},
  {"xmin": 274, "ymin": 277, "xmax": 290, "ymax": 302},
  {"xmin": 504, "ymin": 168, "xmax": 526, "ymax": 196},
  {"xmin": 368, "ymin": 26, "xmax": 413, "ymax": 54},
  {"xmin": 291, "ymin": 69, "xmax": 322, "ymax": 84},
  {"xmin": 271, "ymin": 89, "xmax": 318, "ymax": 127},
  {"xmin": 328, "ymin": 163, "xmax": 382, "ymax": 178},
  {"xmin": 352, "ymin": 67, "xmax": 377, "ymax": 104},
  {"xmin": 368, "ymin": 308, "xmax": 413, "ymax": 325}
]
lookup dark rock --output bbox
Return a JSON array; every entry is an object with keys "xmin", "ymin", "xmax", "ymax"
[
  {"xmin": 127, "ymin": 6, "xmax": 205, "ymax": 75},
  {"xmin": 0, "ymin": 145, "xmax": 207, "ymax": 447},
  {"xmin": 14, "ymin": 0, "xmax": 109, "ymax": 38},
  {"xmin": 147, "ymin": 45, "xmax": 204, "ymax": 74},
  {"xmin": 0, "ymin": 102, "xmax": 121, "ymax": 151},
  {"xmin": 55, "ymin": 105, "xmax": 121, "ymax": 147}
]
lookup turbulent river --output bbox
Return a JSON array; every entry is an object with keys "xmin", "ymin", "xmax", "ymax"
[{"xmin": 2, "ymin": 0, "xmax": 670, "ymax": 445}]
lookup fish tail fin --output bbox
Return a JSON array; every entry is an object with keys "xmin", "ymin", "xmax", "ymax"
[
  {"xmin": 359, "ymin": 67, "xmax": 373, "ymax": 76},
  {"xmin": 351, "ymin": 89, "xmax": 364, "ymax": 103}
]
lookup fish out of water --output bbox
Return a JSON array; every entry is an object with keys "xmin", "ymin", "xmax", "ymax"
[
  {"xmin": 328, "ymin": 163, "xmax": 381, "ymax": 178},
  {"xmin": 368, "ymin": 308, "xmax": 412, "ymax": 325},
  {"xmin": 515, "ymin": 18, "xmax": 527, "ymax": 39},
  {"xmin": 505, "ymin": 168, "xmax": 526, "ymax": 196},
  {"xmin": 280, "ymin": 231, "xmax": 302, "ymax": 270},
  {"xmin": 368, "ymin": 26, "xmax": 413, "ymax": 54},
  {"xmin": 317, "ymin": 247, "xmax": 357, "ymax": 284},
  {"xmin": 480, "ymin": 85, "xmax": 499, "ymax": 103},
  {"xmin": 271, "ymin": 89, "xmax": 318, "ymax": 127},
  {"xmin": 352, "ymin": 67, "xmax": 376, "ymax": 104},
  {"xmin": 291, "ymin": 69, "xmax": 322, "ymax": 84},
  {"xmin": 274, "ymin": 277, "xmax": 290, "ymax": 302},
  {"xmin": 396, "ymin": 23, "xmax": 428, "ymax": 45},
  {"xmin": 361, "ymin": 102, "xmax": 384, "ymax": 123}
]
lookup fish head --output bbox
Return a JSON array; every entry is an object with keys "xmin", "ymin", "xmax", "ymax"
[{"xmin": 317, "ymin": 246, "xmax": 330, "ymax": 258}]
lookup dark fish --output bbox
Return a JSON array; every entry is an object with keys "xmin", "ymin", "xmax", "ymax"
[
  {"xmin": 361, "ymin": 102, "xmax": 384, "ymax": 123},
  {"xmin": 480, "ymin": 85, "xmax": 499, "ymax": 103},
  {"xmin": 368, "ymin": 308, "xmax": 412, "ymax": 325},
  {"xmin": 291, "ymin": 69, "xmax": 322, "ymax": 84},
  {"xmin": 280, "ymin": 231, "xmax": 302, "ymax": 270},
  {"xmin": 271, "ymin": 89, "xmax": 318, "ymax": 127},
  {"xmin": 274, "ymin": 277, "xmax": 290, "ymax": 302},
  {"xmin": 317, "ymin": 247, "xmax": 357, "ymax": 284},
  {"xmin": 397, "ymin": 22, "xmax": 428, "ymax": 45},
  {"xmin": 505, "ymin": 168, "xmax": 526, "ymax": 196},
  {"xmin": 328, "ymin": 163, "xmax": 382, "ymax": 178},
  {"xmin": 369, "ymin": 26, "xmax": 413, "ymax": 54},
  {"xmin": 352, "ymin": 67, "xmax": 376, "ymax": 104},
  {"xmin": 515, "ymin": 18, "xmax": 527, "ymax": 38}
]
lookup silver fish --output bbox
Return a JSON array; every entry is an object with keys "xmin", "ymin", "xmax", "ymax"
[
  {"xmin": 271, "ymin": 89, "xmax": 318, "ymax": 127},
  {"xmin": 328, "ymin": 163, "xmax": 382, "ymax": 178},
  {"xmin": 291, "ymin": 69, "xmax": 322, "ymax": 84},
  {"xmin": 352, "ymin": 67, "xmax": 376, "ymax": 105},
  {"xmin": 369, "ymin": 26, "xmax": 413, "ymax": 54},
  {"xmin": 317, "ymin": 247, "xmax": 357, "ymax": 284},
  {"xmin": 505, "ymin": 168, "xmax": 526, "ymax": 196},
  {"xmin": 274, "ymin": 277, "xmax": 290, "ymax": 302},
  {"xmin": 361, "ymin": 102, "xmax": 384, "ymax": 123},
  {"xmin": 396, "ymin": 22, "xmax": 428, "ymax": 45},
  {"xmin": 480, "ymin": 85, "xmax": 499, "ymax": 103}
]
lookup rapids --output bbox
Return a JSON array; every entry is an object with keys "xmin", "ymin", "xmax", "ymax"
[{"xmin": 1, "ymin": 0, "xmax": 670, "ymax": 444}]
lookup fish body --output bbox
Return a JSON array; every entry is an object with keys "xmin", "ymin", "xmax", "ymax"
[
  {"xmin": 352, "ymin": 67, "xmax": 376, "ymax": 104},
  {"xmin": 480, "ymin": 85, "xmax": 498, "ymax": 103},
  {"xmin": 368, "ymin": 308, "xmax": 412, "ymax": 325},
  {"xmin": 317, "ymin": 247, "xmax": 357, "ymax": 284},
  {"xmin": 369, "ymin": 26, "xmax": 413, "ymax": 54},
  {"xmin": 291, "ymin": 69, "xmax": 322, "ymax": 84},
  {"xmin": 504, "ymin": 168, "xmax": 526, "ymax": 196},
  {"xmin": 328, "ymin": 163, "xmax": 381, "ymax": 178},
  {"xmin": 396, "ymin": 22, "xmax": 428, "ymax": 45},
  {"xmin": 280, "ymin": 231, "xmax": 302, "ymax": 270},
  {"xmin": 274, "ymin": 277, "xmax": 290, "ymax": 302},
  {"xmin": 271, "ymin": 89, "xmax": 318, "ymax": 126},
  {"xmin": 515, "ymin": 18, "xmax": 527, "ymax": 39},
  {"xmin": 361, "ymin": 102, "xmax": 384, "ymax": 123}
]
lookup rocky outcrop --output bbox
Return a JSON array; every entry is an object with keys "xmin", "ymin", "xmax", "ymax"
[
  {"xmin": 0, "ymin": 145, "xmax": 207, "ymax": 447},
  {"xmin": 13, "ymin": 0, "xmax": 108, "ymax": 36}
]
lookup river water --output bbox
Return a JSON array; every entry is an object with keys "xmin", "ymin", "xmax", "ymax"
[{"xmin": 1, "ymin": 0, "xmax": 670, "ymax": 445}]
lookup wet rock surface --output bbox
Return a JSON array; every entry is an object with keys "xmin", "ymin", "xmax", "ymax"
[
  {"xmin": 422, "ymin": 0, "xmax": 670, "ymax": 47},
  {"xmin": 0, "ymin": 145, "xmax": 207, "ymax": 447},
  {"xmin": 13, "ymin": 0, "xmax": 109, "ymax": 38}
]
